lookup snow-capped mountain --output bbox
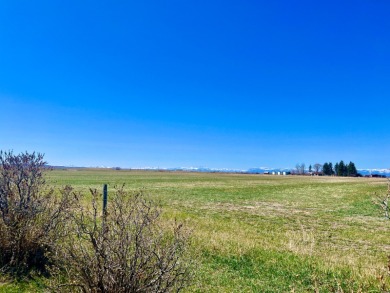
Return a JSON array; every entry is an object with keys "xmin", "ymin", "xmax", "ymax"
[
  {"xmin": 357, "ymin": 169, "xmax": 390, "ymax": 176},
  {"xmin": 51, "ymin": 165, "xmax": 390, "ymax": 177}
]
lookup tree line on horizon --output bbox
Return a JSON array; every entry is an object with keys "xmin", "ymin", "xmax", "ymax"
[{"xmin": 294, "ymin": 160, "xmax": 358, "ymax": 177}]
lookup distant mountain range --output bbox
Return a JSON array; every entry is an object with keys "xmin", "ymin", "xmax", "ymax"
[
  {"xmin": 161, "ymin": 167, "xmax": 390, "ymax": 176},
  {"xmin": 51, "ymin": 165, "xmax": 390, "ymax": 177},
  {"xmin": 355, "ymin": 169, "xmax": 390, "ymax": 176}
]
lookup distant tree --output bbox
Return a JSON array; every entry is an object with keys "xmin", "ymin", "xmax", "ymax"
[
  {"xmin": 347, "ymin": 162, "xmax": 358, "ymax": 177},
  {"xmin": 313, "ymin": 163, "xmax": 322, "ymax": 174},
  {"xmin": 342, "ymin": 161, "xmax": 348, "ymax": 176},
  {"xmin": 323, "ymin": 163, "xmax": 330, "ymax": 175},
  {"xmin": 295, "ymin": 164, "xmax": 301, "ymax": 174},
  {"xmin": 334, "ymin": 162, "xmax": 339, "ymax": 176},
  {"xmin": 335, "ymin": 160, "xmax": 353, "ymax": 176},
  {"xmin": 309, "ymin": 165, "xmax": 312, "ymax": 173},
  {"xmin": 300, "ymin": 163, "xmax": 305, "ymax": 175},
  {"xmin": 337, "ymin": 161, "xmax": 345, "ymax": 176},
  {"xmin": 295, "ymin": 163, "xmax": 305, "ymax": 175},
  {"xmin": 329, "ymin": 162, "xmax": 334, "ymax": 175}
]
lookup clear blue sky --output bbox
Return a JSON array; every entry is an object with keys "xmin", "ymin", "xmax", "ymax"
[{"xmin": 1, "ymin": 0, "xmax": 389, "ymax": 169}]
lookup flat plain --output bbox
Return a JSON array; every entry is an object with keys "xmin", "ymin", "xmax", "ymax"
[{"xmin": 2, "ymin": 169, "xmax": 390, "ymax": 292}]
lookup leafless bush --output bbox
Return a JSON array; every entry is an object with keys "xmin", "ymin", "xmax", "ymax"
[
  {"xmin": 51, "ymin": 186, "xmax": 191, "ymax": 292},
  {"xmin": 374, "ymin": 179, "xmax": 390, "ymax": 220},
  {"xmin": 0, "ymin": 151, "xmax": 75, "ymax": 275}
]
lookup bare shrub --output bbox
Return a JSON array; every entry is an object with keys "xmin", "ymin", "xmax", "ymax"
[
  {"xmin": 0, "ymin": 151, "xmax": 74, "ymax": 275},
  {"xmin": 374, "ymin": 179, "xmax": 390, "ymax": 220},
  {"xmin": 51, "ymin": 186, "xmax": 191, "ymax": 292}
]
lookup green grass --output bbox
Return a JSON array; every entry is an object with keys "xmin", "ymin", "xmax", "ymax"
[{"xmin": 2, "ymin": 169, "xmax": 390, "ymax": 292}]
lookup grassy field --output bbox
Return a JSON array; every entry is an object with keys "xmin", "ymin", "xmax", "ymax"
[{"xmin": 1, "ymin": 169, "xmax": 390, "ymax": 292}]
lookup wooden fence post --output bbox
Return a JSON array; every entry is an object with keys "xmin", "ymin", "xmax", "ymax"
[{"xmin": 103, "ymin": 184, "xmax": 108, "ymax": 229}]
